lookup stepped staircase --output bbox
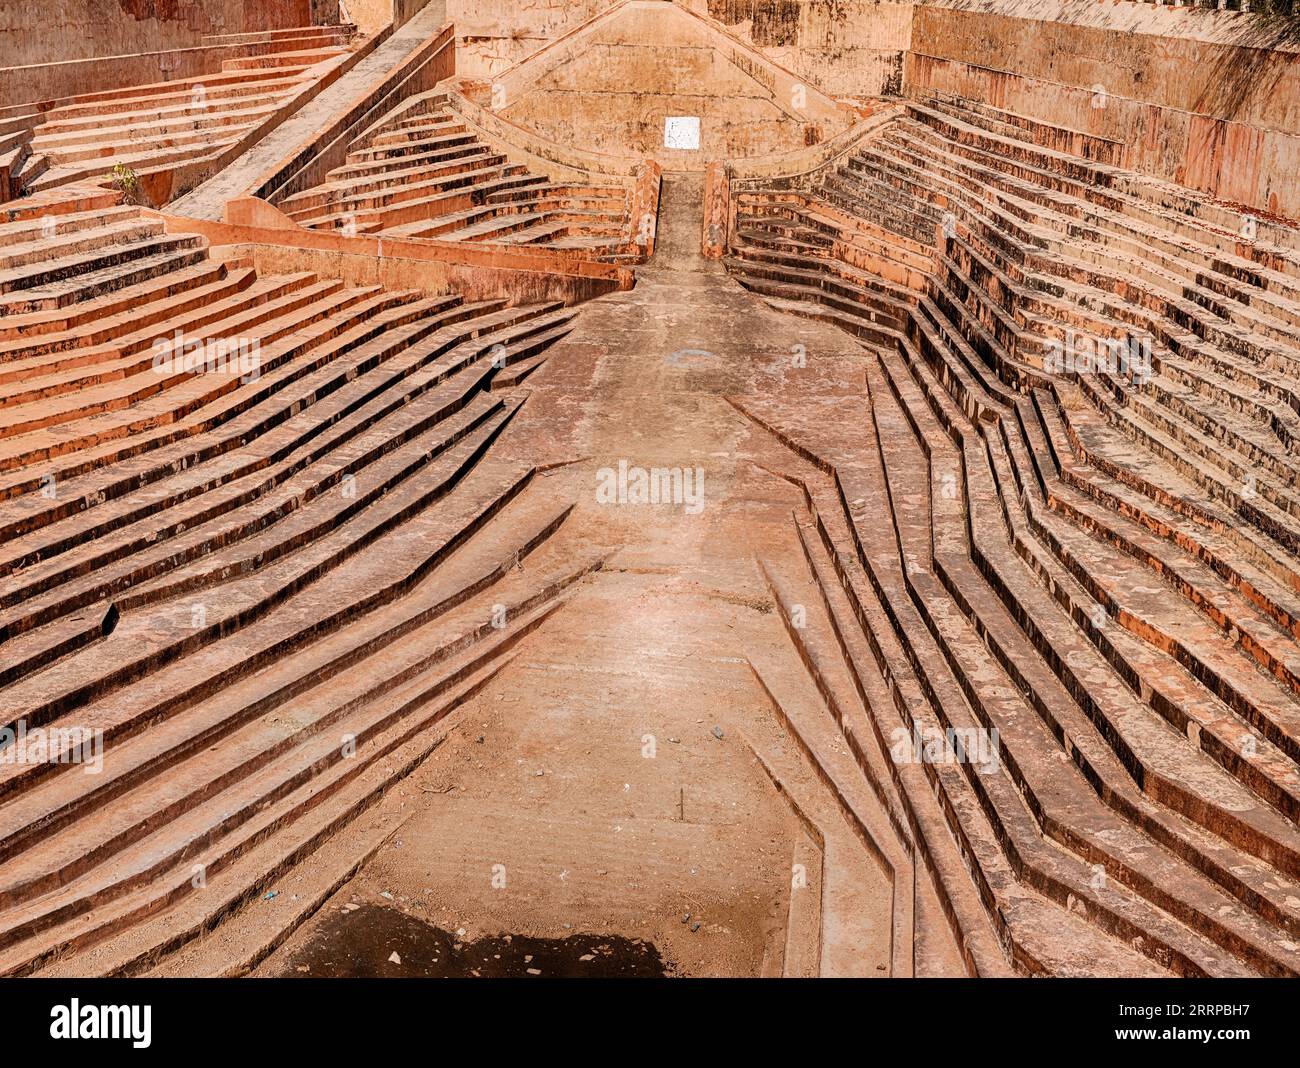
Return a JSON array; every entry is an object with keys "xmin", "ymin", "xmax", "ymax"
[
  {"xmin": 724, "ymin": 87, "xmax": 1300, "ymax": 976},
  {"xmin": 0, "ymin": 186, "xmax": 595, "ymax": 976},
  {"xmin": 276, "ymin": 94, "xmax": 636, "ymax": 260},
  {"xmin": 6, "ymin": 25, "xmax": 356, "ymax": 203}
]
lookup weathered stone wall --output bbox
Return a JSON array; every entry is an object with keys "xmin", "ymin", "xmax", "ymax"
[
  {"xmin": 0, "ymin": 0, "xmax": 315, "ymax": 67},
  {"xmin": 445, "ymin": 0, "xmax": 611, "ymax": 80},
  {"xmin": 345, "ymin": 0, "xmax": 433, "ymax": 36},
  {"xmin": 344, "ymin": 0, "xmax": 393, "ymax": 35},
  {"xmin": 686, "ymin": 0, "xmax": 912, "ymax": 97},
  {"xmin": 447, "ymin": 0, "xmax": 910, "ymax": 95},
  {"xmin": 495, "ymin": 1, "xmax": 855, "ymax": 168},
  {"xmin": 906, "ymin": 0, "xmax": 1300, "ymax": 217}
]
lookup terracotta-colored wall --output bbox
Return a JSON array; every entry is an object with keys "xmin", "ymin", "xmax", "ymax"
[
  {"xmin": 0, "ymin": 0, "xmax": 313, "ymax": 67},
  {"xmin": 345, "ymin": 0, "xmax": 432, "ymax": 36},
  {"xmin": 495, "ymin": 2, "xmax": 855, "ymax": 168},
  {"xmin": 447, "ymin": 0, "xmax": 910, "ymax": 96},
  {"xmin": 444, "ymin": 0, "xmax": 611, "ymax": 80},
  {"xmin": 688, "ymin": 0, "xmax": 913, "ymax": 97},
  {"xmin": 905, "ymin": 0, "xmax": 1300, "ymax": 217},
  {"xmin": 345, "ymin": 0, "xmax": 394, "ymax": 35}
]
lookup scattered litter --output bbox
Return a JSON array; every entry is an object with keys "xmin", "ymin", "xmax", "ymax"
[
  {"xmin": 711, "ymin": 726, "xmax": 724, "ymax": 739},
  {"xmin": 580, "ymin": 954, "xmax": 595, "ymax": 962},
  {"xmin": 380, "ymin": 891, "xmax": 394, "ymax": 900},
  {"xmin": 526, "ymin": 968, "xmax": 542, "ymax": 976},
  {"xmin": 263, "ymin": 890, "xmax": 278, "ymax": 901},
  {"xmin": 691, "ymin": 922, "xmax": 701, "ymax": 933},
  {"xmin": 388, "ymin": 952, "xmax": 402, "ymax": 965}
]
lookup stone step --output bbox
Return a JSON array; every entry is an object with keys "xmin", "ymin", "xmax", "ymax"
[
  {"xmin": 0, "ymin": 303, "xmax": 564, "ymax": 649},
  {"xmin": 0, "ymin": 232, "xmax": 208, "ymax": 311},
  {"xmin": 298, "ymin": 166, "xmax": 536, "ymax": 231},
  {"xmin": 220, "ymin": 47, "xmax": 346, "ymax": 72},
  {"xmin": 0, "ymin": 301, "xmax": 569, "ymax": 717},
  {"xmin": 0, "ymin": 414, "xmax": 535, "ymax": 906},
  {"xmin": 877, "ymin": 354, "xmax": 1296, "ymax": 973},
  {"xmin": 284, "ymin": 152, "xmax": 510, "ymax": 220},
  {"xmin": 346, "ymin": 130, "xmax": 480, "ymax": 164},
  {"xmin": 0, "ymin": 263, "xmax": 256, "ymax": 361},
  {"xmin": 201, "ymin": 25, "xmax": 356, "ymax": 47},
  {"xmin": 368, "ymin": 118, "xmax": 470, "ymax": 148},
  {"xmin": 0, "ymin": 271, "xmax": 322, "ymax": 405},
  {"xmin": 40, "ymin": 525, "xmax": 592, "ymax": 978},
  {"xmin": 916, "ymin": 89, "xmax": 1127, "ymax": 166},
  {"xmin": 24, "ymin": 137, "xmax": 243, "ymax": 195},
  {"xmin": 0, "ymin": 284, "xmax": 407, "ymax": 475},
  {"xmin": 0, "ymin": 575, "xmax": 571, "ymax": 976},
  {"xmin": 44, "ymin": 73, "xmax": 307, "ymax": 123},
  {"xmin": 0, "ymin": 256, "xmax": 230, "ymax": 344},
  {"xmin": 329, "ymin": 137, "xmax": 487, "ymax": 182}
]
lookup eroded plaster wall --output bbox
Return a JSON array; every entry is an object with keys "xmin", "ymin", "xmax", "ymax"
[
  {"xmin": 906, "ymin": 0, "xmax": 1300, "ymax": 216},
  {"xmin": 444, "ymin": 0, "xmax": 612, "ymax": 80},
  {"xmin": 343, "ymin": 0, "xmax": 434, "ymax": 36},
  {"xmin": 0, "ymin": 0, "xmax": 315, "ymax": 67},
  {"xmin": 496, "ymin": 2, "xmax": 855, "ymax": 167},
  {"xmin": 687, "ymin": 0, "xmax": 912, "ymax": 97},
  {"xmin": 446, "ymin": 0, "xmax": 910, "ymax": 96}
]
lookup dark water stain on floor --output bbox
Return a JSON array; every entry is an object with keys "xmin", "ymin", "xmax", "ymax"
[{"xmin": 273, "ymin": 904, "xmax": 668, "ymax": 978}]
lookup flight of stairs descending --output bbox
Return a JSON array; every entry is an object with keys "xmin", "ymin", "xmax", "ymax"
[
  {"xmin": 13, "ymin": 26, "xmax": 356, "ymax": 203},
  {"xmin": 0, "ymin": 109, "xmax": 44, "ymax": 202},
  {"xmin": 724, "ymin": 89, "xmax": 1300, "ymax": 976},
  {"xmin": 277, "ymin": 95, "xmax": 636, "ymax": 260},
  {"xmin": 0, "ymin": 188, "xmax": 595, "ymax": 976}
]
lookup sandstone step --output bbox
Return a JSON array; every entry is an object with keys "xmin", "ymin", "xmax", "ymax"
[
  {"xmin": 221, "ymin": 46, "xmax": 346, "ymax": 72},
  {"xmin": 0, "ymin": 238, "xmax": 209, "ymax": 316},
  {"xmin": 201, "ymin": 25, "xmax": 356, "ymax": 47}
]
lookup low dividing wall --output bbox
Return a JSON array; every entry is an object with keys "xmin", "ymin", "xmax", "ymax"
[
  {"xmin": 906, "ymin": 0, "xmax": 1300, "ymax": 218},
  {"xmin": 163, "ymin": 213, "xmax": 633, "ymax": 305}
]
